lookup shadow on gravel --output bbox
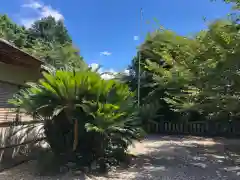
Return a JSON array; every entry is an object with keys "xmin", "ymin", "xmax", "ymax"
[
  {"xmin": 127, "ymin": 135, "xmax": 240, "ymax": 180},
  {"xmin": 1, "ymin": 135, "xmax": 240, "ymax": 180}
]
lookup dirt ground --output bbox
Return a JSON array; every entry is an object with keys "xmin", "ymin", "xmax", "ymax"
[{"xmin": 1, "ymin": 135, "xmax": 240, "ymax": 180}]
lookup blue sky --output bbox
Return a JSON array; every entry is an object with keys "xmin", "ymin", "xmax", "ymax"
[{"xmin": 0, "ymin": 0, "xmax": 232, "ymax": 73}]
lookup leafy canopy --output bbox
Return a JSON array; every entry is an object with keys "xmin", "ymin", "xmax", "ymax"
[
  {"xmin": 0, "ymin": 14, "xmax": 85, "ymax": 69},
  {"xmin": 125, "ymin": 17, "xmax": 240, "ymax": 122}
]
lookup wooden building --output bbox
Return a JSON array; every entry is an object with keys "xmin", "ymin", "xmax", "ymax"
[{"xmin": 0, "ymin": 38, "xmax": 42, "ymax": 122}]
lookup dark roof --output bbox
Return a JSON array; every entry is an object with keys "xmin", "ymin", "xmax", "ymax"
[{"xmin": 0, "ymin": 38, "xmax": 43, "ymax": 68}]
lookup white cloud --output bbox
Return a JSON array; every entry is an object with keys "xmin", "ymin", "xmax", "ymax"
[
  {"xmin": 101, "ymin": 73, "xmax": 115, "ymax": 80},
  {"xmin": 134, "ymin": 36, "xmax": 139, "ymax": 41},
  {"xmin": 101, "ymin": 69, "xmax": 117, "ymax": 80},
  {"xmin": 89, "ymin": 63, "xmax": 101, "ymax": 72},
  {"xmin": 20, "ymin": 18, "xmax": 36, "ymax": 29},
  {"xmin": 20, "ymin": 0, "xmax": 64, "ymax": 28},
  {"xmin": 89, "ymin": 63, "xmax": 116, "ymax": 80},
  {"xmin": 22, "ymin": 1, "xmax": 42, "ymax": 9},
  {"xmin": 100, "ymin": 51, "xmax": 112, "ymax": 56},
  {"xmin": 40, "ymin": 6, "xmax": 64, "ymax": 20},
  {"xmin": 123, "ymin": 69, "xmax": 130, "ymax": 75},
  {"xmin": 89, "ymin": 64, "xmax": 131, "ymax": 80}
]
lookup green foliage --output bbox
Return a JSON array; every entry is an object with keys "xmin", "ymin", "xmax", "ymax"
[
  {"xmin": 126, "ymin": 18, "xmax": 240, "ymax": 122},
  {"xmin": 0, "ymin": 14, "xmax": 86, "ymax": 69},
  {"xmin": 125, "ymin": 29, "xmax": 198, "ymax": 121},
  {"xmin": 0, "ymin": 15, "xmax": 29, "ymax": 47},
  {"xmin": 28, "ymin": 16, "xmax": 72, "ymax": 44},
  {"xmin": 223, "ymin": 0, "xmax": 240, "ymax": 9},
  {"xmin": 192, "ymin": 20, "xmax": 240, "ymax": 119},
  {"xmin": 10, "ymin": 69, "xmax": 143, "ymax": 171}
]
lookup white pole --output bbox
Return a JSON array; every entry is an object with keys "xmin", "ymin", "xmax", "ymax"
[{"xmin": 138, "ymin": 8, "xmax": 143, "ymax": 107}]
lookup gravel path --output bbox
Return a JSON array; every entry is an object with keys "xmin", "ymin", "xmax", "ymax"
[{"xmin": 1, "ymin": 135, "xmax": 240, "ymax": 180}]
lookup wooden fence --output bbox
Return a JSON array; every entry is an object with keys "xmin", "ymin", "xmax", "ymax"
[
  {"xmin": 0, "ymin": 108, "xmax": 33, "ymax": 122},
  {"xmin": 0, "ymin": 112, "xmax": 45, "ymax": 171},
  {"xmin": 0, "ymin": 108, "xmax": 43, "ymax": 151},
  {"xmin": 147, "ymin": 120, "xmax": 240, "ymax": 137}
]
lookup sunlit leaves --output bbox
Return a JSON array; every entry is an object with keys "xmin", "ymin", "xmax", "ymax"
[{"xmin": 0, "ymin": 14, "xmax": 85, "ymax": 69}]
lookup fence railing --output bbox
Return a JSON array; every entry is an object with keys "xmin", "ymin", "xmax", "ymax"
[
  {"xmin": 0, "ymin": 108, "xmax": 33, "ymax": 122},
  {"xmin": 147, "ymin": 120, "xmax": 240, "ymax": 137},
  {"xmin": 0, "ymin": 108, "xmax": 44, "ymax": 166},
  {"xmin": 0, "ymin": 121, "xmax": 45, "ymax": 171}
]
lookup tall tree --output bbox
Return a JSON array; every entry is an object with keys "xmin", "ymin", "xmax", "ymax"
[
  {"xmin": 0, "ymin": 14, "xmax": 29, "ymax": 47},
  {"xmin": 124, "ymin": 29, "xmax": 199, "ymax": 121},
  {"xmin": 0, "ymin": 14, "xmax": 85, "ymax": 69},
  {"xmin": 28, "ymin": 16, "xmax": 72, "ymax": 44},
  {"xmin": 138, "ymin": 19, "xmax": 240, "ymax": 122}
]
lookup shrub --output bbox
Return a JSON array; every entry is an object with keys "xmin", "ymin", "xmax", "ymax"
[{"xmin": 10, "ymin": 69, "xmax": 143, "ymax": 172}]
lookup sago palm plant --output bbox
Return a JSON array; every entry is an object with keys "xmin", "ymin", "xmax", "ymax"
[{"xmin": 9, "ymin": 68, "xmax": 143, "ymax": 171}]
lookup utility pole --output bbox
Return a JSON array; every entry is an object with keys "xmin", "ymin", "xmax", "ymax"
[{"xmin": 138, "ymin": 8, "xmax": 143, "ymax": 107}]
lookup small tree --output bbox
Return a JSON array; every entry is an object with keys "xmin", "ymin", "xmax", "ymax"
[{"xmin": 10, "ymin": 68, "xmax": 143, "ymax": 172}]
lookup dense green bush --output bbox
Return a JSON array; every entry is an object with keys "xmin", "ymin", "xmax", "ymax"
[
  {"xmin": 123, "ymin": 19, "xmax": 240, "ymax": 123},
  {"xmin": 10, "ymin": 69, "xmax": 143, "ymax": 172}
]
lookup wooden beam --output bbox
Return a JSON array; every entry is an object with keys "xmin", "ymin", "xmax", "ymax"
[
  {"xmin": 0, "ymin": 39, "xmax": 43, "ymax": 68},
  {"xmin": 0, "ymin": 120, "xmax": 43, "ymax": 127},
  {"xmin": 0, "ymin": 137, "xmax": 46, "ymax": 151}
]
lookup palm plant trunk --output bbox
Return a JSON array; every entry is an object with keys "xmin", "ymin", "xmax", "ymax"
[{"xmin": 73, "ymin": 119, "xmax": 78, "ymax": 151}]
